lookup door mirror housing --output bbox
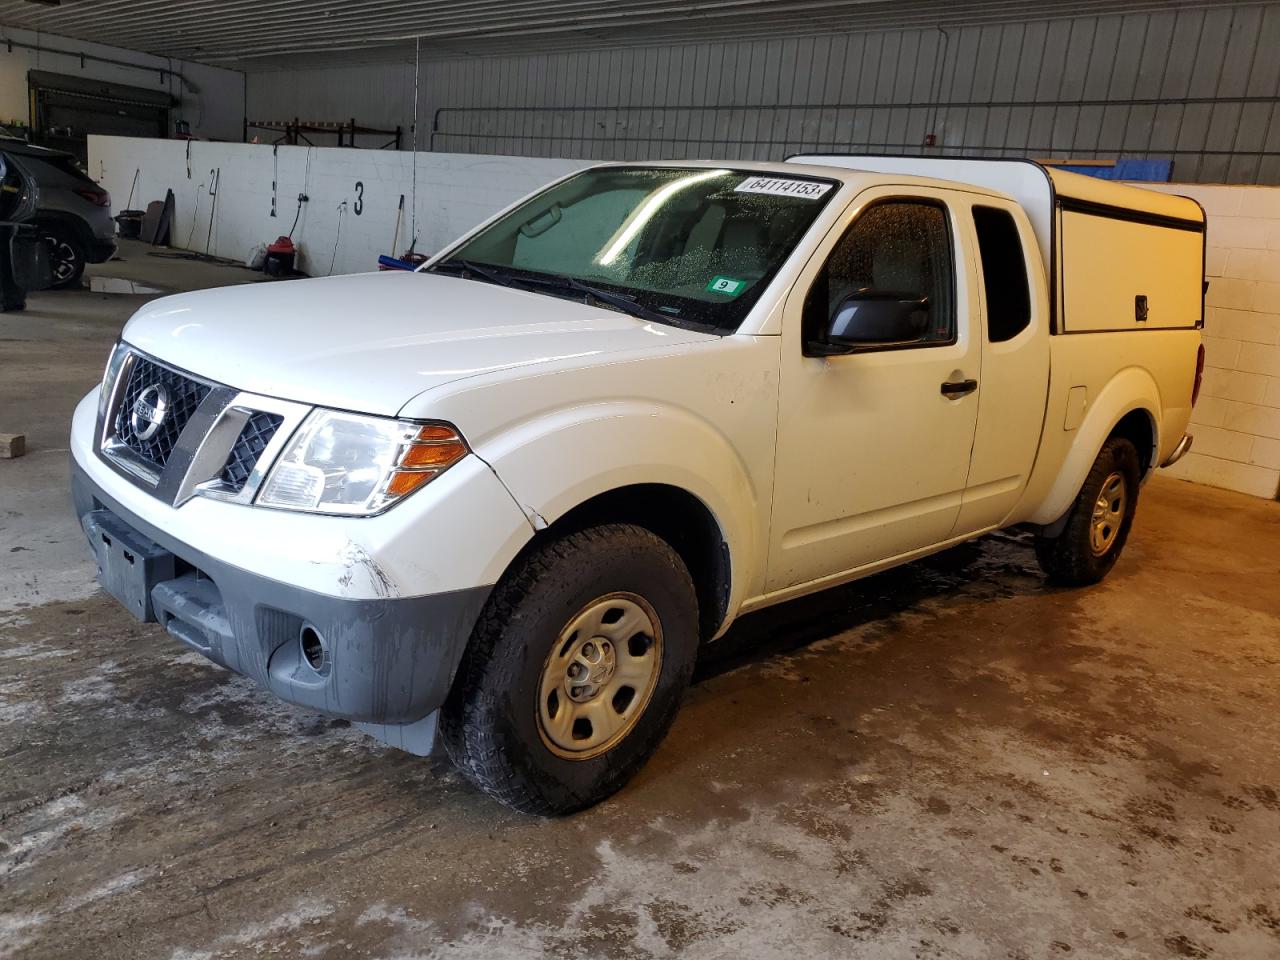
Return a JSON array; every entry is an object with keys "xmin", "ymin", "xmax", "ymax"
[{"xmin": 823, "ymin": 289, "xmax": 930, "ymax": 350}]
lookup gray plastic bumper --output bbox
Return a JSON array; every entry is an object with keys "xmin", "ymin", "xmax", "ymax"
[{"xmin": 72, "ymin": 460, "xmax": 491, "ymax": 753}]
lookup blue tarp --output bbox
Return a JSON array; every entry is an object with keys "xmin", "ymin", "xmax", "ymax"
[{"xmin": 1055, "ymin": 159, "xmax": 1173, "ymax": 182}]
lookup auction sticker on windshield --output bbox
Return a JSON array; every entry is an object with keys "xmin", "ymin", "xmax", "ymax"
[
  {"xmin": 734, "ymin": 176, "xmax": 833, "ymax": 199},
  {"xmin": 706, "ymin": 276, "xmax": 747, "ymax": 296}
]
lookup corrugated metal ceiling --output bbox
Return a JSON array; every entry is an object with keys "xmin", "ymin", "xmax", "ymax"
[{"xmin": 0, "ymin": 0, "xmax": 1256, "ymax": 66}]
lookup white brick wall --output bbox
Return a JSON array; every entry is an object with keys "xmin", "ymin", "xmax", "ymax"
[
  {"xmin": 87, "ymin": 137, "xmax": 591, "ymax": 279},
  {"xmin": 1143, "ymin": 183, "xmax": 1280, "ymax": 500}
]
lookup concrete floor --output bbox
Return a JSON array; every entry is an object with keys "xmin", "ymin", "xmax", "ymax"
[{"xmin": 2, "ymin": 252, "xmax": 1279, "ymax": 960}]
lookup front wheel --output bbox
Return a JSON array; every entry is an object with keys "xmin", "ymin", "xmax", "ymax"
[
  {"xmin": 1035, "ymin": 436, "xmax": 1141, "ymax": 586},
  {"xmin": 441, "ymin": 523, "xmax": 699, "ymax": 815}
]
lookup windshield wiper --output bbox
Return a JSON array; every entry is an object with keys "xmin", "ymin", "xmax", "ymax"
[
  {"xmin": 518, "ymin": 274, "xmax": 718, "ymax": 334},
  {"xmin": 433, "ymin": 258, "xmax": 528, "ymax": 291}
]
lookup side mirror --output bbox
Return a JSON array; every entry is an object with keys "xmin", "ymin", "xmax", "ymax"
[{"xmin": 826, "ymin": 289, "xmax": 930, "ymax": 349}]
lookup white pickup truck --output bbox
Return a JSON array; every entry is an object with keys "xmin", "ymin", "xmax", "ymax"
[{"xmin": 71, "ymin": 156, "xmax": 1205, "ymax": 814}]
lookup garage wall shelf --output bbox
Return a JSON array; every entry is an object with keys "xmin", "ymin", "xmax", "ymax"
[{"xmin": 245, "ymin": 118, "xmax": 403, "ymax": 150}]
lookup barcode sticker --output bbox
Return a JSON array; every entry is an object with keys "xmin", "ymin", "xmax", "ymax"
[{"xmin": 734, "ymin": 176, "xmax": 833, "ymax": 200}]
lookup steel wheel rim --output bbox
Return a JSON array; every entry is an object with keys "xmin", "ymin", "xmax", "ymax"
[
  {"xmin": 1090, "ymin": 471, "xmax": 1127, "ymax": 556},
  {"xmin": 537, "ymin": 592, "xmax": 663, "ymax": 761}
]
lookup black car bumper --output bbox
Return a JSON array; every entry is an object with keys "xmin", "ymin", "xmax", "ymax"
[
  {"xmin": 86, "ymin": 237, "xmax": 117, "ymax": 264},
  {"xmin": 71, "ymin": 460, "xmax": 491, "ymax": 754}
]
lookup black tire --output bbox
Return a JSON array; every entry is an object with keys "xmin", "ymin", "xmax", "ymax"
[
  {"xmin": 441, "ymin": 523, "xmax": 699, "ymax": 815},
  {"xmin": 40, "ymin": 223, "xmax": 86, "ymax": 289},
  {"xmin": 1035, "ymin": 436, "xmax": 1141, "ymax": 586}
]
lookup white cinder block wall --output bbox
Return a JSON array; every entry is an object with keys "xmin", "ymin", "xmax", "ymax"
[
  {"xmin": 87, "ymin": 136, "xmax": 591, "ymax": 278},
  {"xmin": 1144, "ymin": 184, "xmax": 1280, "ymax": 500}
]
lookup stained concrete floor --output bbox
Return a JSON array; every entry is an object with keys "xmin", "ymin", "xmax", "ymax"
[{"xmin": 2, "ymin": 254, "xmax": 1279, "ymax": 960}]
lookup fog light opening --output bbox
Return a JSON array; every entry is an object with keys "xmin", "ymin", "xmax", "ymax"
[{"xmin": 300, "ymin": 625, "xmax": 327, "ymax": 672}]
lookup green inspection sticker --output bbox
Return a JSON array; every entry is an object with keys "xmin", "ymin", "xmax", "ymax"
[{"xmin": 706, "ymin": 276, "xmax": 747, "ymax": 296}]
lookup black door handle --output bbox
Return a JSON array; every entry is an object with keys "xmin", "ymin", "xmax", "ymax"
[{"xmin": 940, "ymin": 379, "xmax": 978, "ymax": 398}]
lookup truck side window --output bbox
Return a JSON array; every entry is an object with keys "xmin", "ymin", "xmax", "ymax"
[
  {"xmin": 972, "ymin": 206, "xmax": 1031, "ymax": 342},
  {"xmin": 803, "ymin": 201, "xmax": 955, "ymax": 348}
]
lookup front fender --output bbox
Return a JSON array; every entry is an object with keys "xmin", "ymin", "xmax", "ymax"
[
  {"xmin": 1027, "ymin": 366, "xmax": 1161, "ymax": 526},
  {"xmin": 474, "ymin": 400, "xmax": 761, "ymax": 619}
]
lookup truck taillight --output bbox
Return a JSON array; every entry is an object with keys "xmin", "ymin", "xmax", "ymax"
[
  {"xmin": 75, "ymin": 188, "xmax": 111, "ymax": 207},
  {"xmin": 1191, "ymin": 344, "xmax": 1205, "ymax": 407}
]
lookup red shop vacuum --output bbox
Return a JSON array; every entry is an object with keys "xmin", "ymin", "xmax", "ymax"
[{"xmin": 264, "ymin": 236, "xmax": 296, "ymax": 278}]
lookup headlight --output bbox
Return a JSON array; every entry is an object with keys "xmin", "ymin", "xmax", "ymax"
[
  {"xmin": 257, "ymin": 410, "xmax": 468, "ymax": 516},
  {"xmin": 98, "ymin": 340, "xmax": 128, "ymax": 422}
]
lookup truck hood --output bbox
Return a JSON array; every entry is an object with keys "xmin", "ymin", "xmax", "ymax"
[{"xmin": 122, "ymin": 271, "xmax": 715, "ymax": 415}]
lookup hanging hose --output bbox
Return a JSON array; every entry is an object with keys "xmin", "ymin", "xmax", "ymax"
[
  {"xmin": 287, "ymin": 194, "xmax": 304, "ymax": 238},
  {"xmin": 184, "ymin": 182, "xmax": 205, "ymax": 249},
  {"xmin": 328, "ymin": 201, "xmax": 347, "ymax": 275},
  {"xmin": 203, "ymin": 167, "xmax": 221, "ymax": 256}
]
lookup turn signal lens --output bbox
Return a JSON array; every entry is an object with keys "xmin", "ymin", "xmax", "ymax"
[
  {"xmin": 381, "ymin": 424, "xmax": 468, "ymax": 504},
  {"xmin": 386, "ymin": 470, "xmax": 438, "ymax": 497},
  {"xmin": 401, "ymin": 438, "xmax": 467, "ymax": 468},
  {"xmin": 416, "ymin": 424, "xmax": 460, "ymax": 442}
]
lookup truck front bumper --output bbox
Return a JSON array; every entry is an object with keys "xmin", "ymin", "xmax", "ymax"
[{"xmin": 72, "ymin": 460, "xmax": 492, "ymax": 754}]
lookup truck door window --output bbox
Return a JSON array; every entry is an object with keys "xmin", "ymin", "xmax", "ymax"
[
  {"xmin": 972, "ymin": 206, "xmax": 1031, "ymax": 342},
  {"xmin": 803, "ymin": 200, "xmax": 955, "ymax": 349}
]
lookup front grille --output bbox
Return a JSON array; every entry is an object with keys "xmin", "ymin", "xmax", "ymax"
[
  {"xmin": 113, "ymin": 356, "xmax": 211, "ymax": 471},
  {"xmin": 220, "ymin": 412, "xmax": 285, "ymax": 492}
]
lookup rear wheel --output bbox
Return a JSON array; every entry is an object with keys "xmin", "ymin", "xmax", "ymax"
[
  {"xmin": 40, "ymin": 223, "xmax": 86, "ymax": 289},
  {"xmin": 1035, "ymin": 436, "xmax": 1141, "ymax": 586},
  {"xmin": 441, "ymin": 523, "xmax": 699, "ymax": 815}
]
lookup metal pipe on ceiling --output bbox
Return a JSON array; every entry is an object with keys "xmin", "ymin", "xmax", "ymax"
[{"xmin": 0, "ymin": 31, "xmax": 196, "ymax": 88}]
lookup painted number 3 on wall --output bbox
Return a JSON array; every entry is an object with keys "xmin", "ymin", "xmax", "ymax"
[{"xmin": 354, "ymin": 181, "xmax": 364, "ymax": 216}]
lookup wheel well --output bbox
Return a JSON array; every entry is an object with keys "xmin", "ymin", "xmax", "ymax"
[
  {"xmin": 1109, "ymin": 409, "xmax": 1156, "ymax": 476},
  {"xmin": 34, "ymin": 213, "xmax": 92, "ymax": 247},
  {"xmin": 537, "ymin": 484, "xmax": 731, "ymax": 642}
]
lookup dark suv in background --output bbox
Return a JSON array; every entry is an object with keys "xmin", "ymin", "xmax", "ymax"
[{"xmin": 0, "ymin": 137, "xmax": 115, "ymax": 288}]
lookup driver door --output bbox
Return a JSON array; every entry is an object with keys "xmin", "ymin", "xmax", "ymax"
[{"xmin": 766, "ymin": 188, "xmax": 982, "ymax": 593}]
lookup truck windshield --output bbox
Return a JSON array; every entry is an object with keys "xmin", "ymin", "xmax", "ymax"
[{"xmin": 433, "ymin": 167, "xmax": 839, "ymax": 333}]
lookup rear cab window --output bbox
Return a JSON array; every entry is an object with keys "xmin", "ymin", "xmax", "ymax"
[{"xmin": 972, "ymin": 206, "xmax": 1032, "ymax": 343}]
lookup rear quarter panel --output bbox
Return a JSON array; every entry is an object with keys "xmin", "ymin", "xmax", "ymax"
[{"xmin": 1016, "ymin": 328, "xmax": 1199, "ymax": 526}]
